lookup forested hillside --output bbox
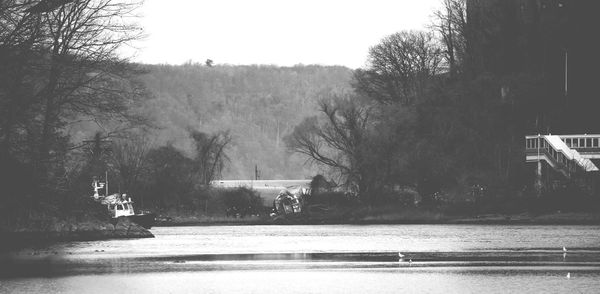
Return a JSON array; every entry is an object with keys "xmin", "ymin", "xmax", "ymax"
[{"xmin": 136, "ymin": 64, "xmax": 353, "ymax": 179}]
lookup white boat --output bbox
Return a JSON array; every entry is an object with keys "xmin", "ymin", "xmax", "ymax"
[{"xmin": 91, "ymin": 178, "xmax": 155, "ymax": 229}]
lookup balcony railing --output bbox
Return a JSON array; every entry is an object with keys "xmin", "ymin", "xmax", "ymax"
[{"xmin": 525, "ymin": 135, "xmax": 598, "ymax": 178}]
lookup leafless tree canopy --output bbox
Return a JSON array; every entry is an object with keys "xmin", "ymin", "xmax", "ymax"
[
  {"xmin": 0, "ymin": 0, "xmax": 143, "ymax": 170},
  {"xmin": 191, "ymin": 130, "xmax": 232, "ymax": 185},
  {"xmin": 432, "ymin": 0, "xmax": 467, "ymax": 77},
  {"xmin": 286, "ymin": 96, "xmax": 371, "ymax": 195},
  {"xmin": 110, "ymin": 133, "xmax": 151, "ymax": 194},
  {"xmin": 354, "ymin": 31, "xmax": 443, "ymax": 105},
  {"xmin": 0, "ymin": 0, "xmax": 144, "ymax": 212}
]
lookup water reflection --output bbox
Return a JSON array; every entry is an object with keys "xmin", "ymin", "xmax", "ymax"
[
  {"xmin": 2, "ymin": 269, "xmax": 600, "ymax": 294},
  {"xmin": 2, "ymin": 225, "xmax": 600, "ymax": 293},
  {"xmin": 13, "ymin": 224, "xmax": 600, "ymax": 258},
  {"xmin": 3, "ymin": 250, "xmax": 600, "ymax": 278}
]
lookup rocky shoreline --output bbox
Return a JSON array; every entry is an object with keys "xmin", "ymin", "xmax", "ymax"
[{"xmin": 1, "ymin": 217, "xmax": 153, "ymax": 251}]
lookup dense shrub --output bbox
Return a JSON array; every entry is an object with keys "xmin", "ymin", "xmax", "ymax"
[
  {"xmin": 220, "ymin": 187, "xmax": 264, "ymax": 217},
  {"xmin": 308, "ymin": 191, "xmax": 356, "ymax": 207}
]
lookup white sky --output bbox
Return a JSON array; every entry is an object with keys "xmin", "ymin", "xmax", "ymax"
[{"xmin": 131, "ymin": 0, "xmax": 441, "ymax": 69}]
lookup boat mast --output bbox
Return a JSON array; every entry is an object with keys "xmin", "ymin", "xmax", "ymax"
[{"xmin": 105, "ymin": 170, "xmax": 108, "ymax": 196}]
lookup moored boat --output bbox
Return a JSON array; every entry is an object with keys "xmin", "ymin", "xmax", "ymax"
[{"xmin": 91, "ymin": 178, "xmax": 156, "ymax": 229}]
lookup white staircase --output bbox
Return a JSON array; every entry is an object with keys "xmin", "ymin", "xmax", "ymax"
[{"xmin": 525, "ymin": 135, "xmax": 598, "ymax": 178}]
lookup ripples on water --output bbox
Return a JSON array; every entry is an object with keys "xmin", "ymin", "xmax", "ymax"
[{"xmin": 2, "ymin": 225, "xmax": 600, "ymax": 293}]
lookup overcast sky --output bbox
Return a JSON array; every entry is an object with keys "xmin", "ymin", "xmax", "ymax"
[{"xmin": 131, "ymin": 0, "xmax": 441, "ymax": 69}]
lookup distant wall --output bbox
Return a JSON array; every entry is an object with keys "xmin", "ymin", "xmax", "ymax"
[{"xmin": 210, "ymin": 180, "xmax": 311, "ymax": 204}]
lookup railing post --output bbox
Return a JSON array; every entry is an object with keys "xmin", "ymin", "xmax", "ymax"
[{"xmin": 535, "ymin": 134, "xmax": 542, "ymax": 197}]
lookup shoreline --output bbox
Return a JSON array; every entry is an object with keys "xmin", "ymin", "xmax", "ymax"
[
  {"xmin": 154, "ymin": 212, "xmax": 600, "ymax": 227},
  {"xmin": 1, "ymin": 217, "xmax": 154, "ymax": 251},
  {"xmin": 3, "ymin": 212, "xmax": 599, "ymax": 251}
]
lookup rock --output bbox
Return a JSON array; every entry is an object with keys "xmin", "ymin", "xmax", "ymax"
[
  {"xmin": 113, "ymin": 217, "xmax": 153, "ymax": 238},
  {"xmin": 1, "ymin": 216, "xmax": 154, "ymax": 250}
]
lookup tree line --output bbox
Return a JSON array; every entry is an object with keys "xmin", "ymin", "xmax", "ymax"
[
  {"xmin": 0, "ymin": 1, "xmax": 236, "ymax": 224},
  {"xmin": 135, "ymin": 64, "xmax": 353, "ymax": 180},
  {"xmin": 3, "ymin": 0, "xmax": 596, "ymax": 225},
  {"xmin": 0, "ymin": 0, "xmax": 355, "ymax": 223},
  {"xmin": 87, "ymin": 130, "xmax": 231, "ymax": 213},
  {"xmin": 0, "ymin": 0, "xmax": 150, "ymax": 223},
  {"xmin": 286, "ymin": 0, "xmax": 597, "ymax": 212}
]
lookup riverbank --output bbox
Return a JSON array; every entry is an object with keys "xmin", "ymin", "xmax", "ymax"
[
  {"xmin": 154, "ymin": 208, "xmax": 600, "ymax": 226},
  {"xmin": 1, "ymin": 217, "xmax": 154, "ymax": 251},
  {"xmin": 358, "ymin": 211, "xmax": 600, "ymax": 225}
]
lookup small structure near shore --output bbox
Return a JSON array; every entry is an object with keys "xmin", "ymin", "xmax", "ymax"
[
  {"xmin": 210, "ymin": 179, "xmax": 311, "ymax": 205},
  {"xmin": 525, "ymin": 134, "xmax": 600, "ymax": 196},
  {"xmin": 90, "ymin": 178, "xmax": 156, "ymax": 229},
  {"xmin": 272, "ymin": 186, "xmax": 310, "ymax": 216}
]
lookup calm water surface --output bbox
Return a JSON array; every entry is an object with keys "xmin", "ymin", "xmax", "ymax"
[{"xmin": 2, "ymin": 225, "xmax": 600, "ymax": 293}]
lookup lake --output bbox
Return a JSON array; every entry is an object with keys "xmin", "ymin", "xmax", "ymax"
[{"xmin": 2, "ymin": 225, "xmax": 600, "ymax": 293}]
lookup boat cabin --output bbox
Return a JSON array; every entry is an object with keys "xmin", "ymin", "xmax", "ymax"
[{"xmin": 108, "ymin": 199, "xmax": 135, "ymax": 218}]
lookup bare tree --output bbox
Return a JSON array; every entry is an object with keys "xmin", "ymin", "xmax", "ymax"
[
  {"xmin": 0, "ymin": 0, "xmax": 147, "ymax": 225},
  {"xmin": 286, "ymin": 95, "xmax": 373, "ymax": 199},
  {"xmin": 1, "ymin": 0, "xmax": 144, "ymax": 191},
  {"xmin": 35, "ymin": 0, "xmax": 143, "ymax": 161},
  {"xmin": 0, "ymin": 1, "xmax": 46, "ymax": 155},
  {"xmin": 354, "ymin": 31, "xmax": 443, "ymax": 105},
  {"xmin": 432, "ymin": 0, "xmax": 467, "ymax": 77},
  {"xmin": 110, "ymin": 133, "xmax": 151, "ymax": 196},
  {"xmin": 190, "ymin": 130, "xmax": 232, "ymax": 185}
]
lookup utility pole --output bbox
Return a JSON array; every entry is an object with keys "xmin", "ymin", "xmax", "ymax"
[
  {"xmin": 82, "ymin": 135, "xmax": 112, "ymax": 197},
  {"xmin": 564, "ymin": 49, "xmax": 568, "ymax": 97}
]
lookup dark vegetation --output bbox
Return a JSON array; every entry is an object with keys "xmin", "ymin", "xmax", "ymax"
[
  {"xmin": 0, "ymin": 0, "xmax": 234, "ymax": 229},
  {"xmin": 0, "ymin": 0, "xmax": 147, "ymax": 230},
  {"xmin": 286, "ymin": 0, "xmax": 600, "ymax": 216},
  {"xmin": 2, "ymin": 0, "xmax": 599, "ymax": 233},
  {"xmin": 222, "ymin": 188, "xmax": 264, "ymax": 218},
  {"xmin": 0, "ymin": 0, "xmax": 353, "ymax": 229}
]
